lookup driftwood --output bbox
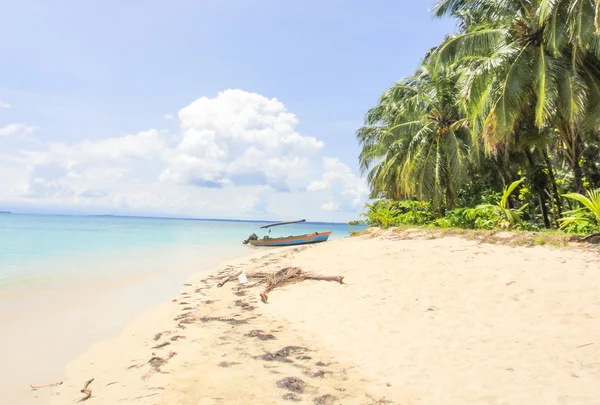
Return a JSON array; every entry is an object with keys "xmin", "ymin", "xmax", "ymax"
[
  {"xmin": 217, "ymin": 271, "xmax": 242, "ymax": 287},
  {"xmin": 79, "ymin": 378, "xmax": 94, "ymax": 402},
  {"xmin": 218, "ymin": 267, "xmax": 344, "ymax": 303},
  {"xmin": 30, "ymin": 381, "xmax": 63, "ymax": 390}
]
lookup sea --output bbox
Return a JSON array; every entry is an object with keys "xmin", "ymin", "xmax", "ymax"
[{"xmin": 0, "ymin": 213, "xmax": 361, "ymax": 404}]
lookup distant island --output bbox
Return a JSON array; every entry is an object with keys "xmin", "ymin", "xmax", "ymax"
[{"xmin": 0, "ymin": 211, "xmax": 12, "ymax": 214}]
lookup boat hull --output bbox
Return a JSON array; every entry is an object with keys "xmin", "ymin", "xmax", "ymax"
[{"xmin": 249, "ymin": 231, "xmax": 332, "ymax": 247}]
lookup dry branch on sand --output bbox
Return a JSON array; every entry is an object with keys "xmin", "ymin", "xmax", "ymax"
[
  {"xmin": 79, "ymin": 378, "xmax": 94, "ymax": 402},
  {"xmin": 30, "ymin": 381, "xmax": 63, "ymax": 390},
  {"xmin": 217, "ymin": 267, "xmax": 344, "ymax": 303}
]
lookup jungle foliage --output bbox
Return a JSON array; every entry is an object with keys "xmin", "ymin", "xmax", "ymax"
[{"xmin": 358, "ymin": 0, "xmax": 600, "ymax": 235}]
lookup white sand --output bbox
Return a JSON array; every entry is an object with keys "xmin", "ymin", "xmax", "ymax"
[{"xmin": 45, "ymin": 231, "xmax": 600, "ymax": 405}]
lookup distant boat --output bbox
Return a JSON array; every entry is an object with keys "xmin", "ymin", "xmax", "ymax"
[{"xmin": 242, "ymin": 219, "xmax": 332, "ymax": 247}]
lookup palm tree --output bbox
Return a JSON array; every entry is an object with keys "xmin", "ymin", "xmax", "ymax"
[
  {"xmin": 357, "ymin": 61, "xmax": 472, "ymax": 211},
  {"xmin": 432, "ymin": 0, "xmax": 600, "ymax": 192},
  {"xmin": 357, "ymin": 88, "xmax": 409, "ymax": 200}
]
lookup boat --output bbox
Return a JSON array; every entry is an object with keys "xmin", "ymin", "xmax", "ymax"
[{"xmin": 242, "ymin": 219, "xmax": 332, "ymax": 247}]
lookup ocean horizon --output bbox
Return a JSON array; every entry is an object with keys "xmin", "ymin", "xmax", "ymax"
[
  {"xmin": 0, "ymin": 213, "xmax": 355, "ymax": 287},
  {"xmin": 0, "ymin": 210, "xmax": 351, "ymax": 223}
]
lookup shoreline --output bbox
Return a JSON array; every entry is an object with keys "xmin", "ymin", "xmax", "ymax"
[
  {"xmin": 45, "ymin": 232, "xmax": 600, "ymax": 404},
  {"xmin": 46, "ymin": 242, "xmax": 383, "ymax": 405},
  {"xmin": 2, "ymin": 245, "xmax": 257, "ymax": 405}
]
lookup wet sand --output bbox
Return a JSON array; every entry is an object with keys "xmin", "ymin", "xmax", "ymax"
[{"xmin": 1, "ymin": 246, "xmax": 251, "ymax": 405}]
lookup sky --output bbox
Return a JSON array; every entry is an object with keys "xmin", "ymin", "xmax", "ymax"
[{"xmin": 0, "ymin": 0, "xmax": 456, "ymax": 222}]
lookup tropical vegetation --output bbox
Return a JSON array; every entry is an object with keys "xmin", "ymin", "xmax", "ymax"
[{"xmin": 357, "ymin": 0, "xmax": 600, "ymax": 236}]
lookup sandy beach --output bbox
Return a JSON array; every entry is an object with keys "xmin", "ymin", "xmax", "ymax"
[{"xmin": 42, "ymin": 229, "xmax": 600, "ymax": 405}]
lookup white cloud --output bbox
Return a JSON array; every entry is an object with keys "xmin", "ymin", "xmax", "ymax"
[
  {"xmin": 0, "ymin": 102, "xmax": 10, "ymax": 108},
  {"xmin": 0, "ymin": 123, "xmax": 37, "ymax": 139},
  {"xmin": 25, "ymin": 178, "xmax": 75, "ymax": 198},
  {"xmin": 0, "ymin": 90, "xmax": 367, "ymax": 220},
  {"xmin": 160, "ymin": 89, "xmax": 324, "ymax": 191},
  {"xmin": 321, "ymin": 201, "xmax": 340, "ymax": 212},
  {"xmin": 307, "ymin": 158, "xmax": 368, "ymax": 212},
  {"xmin": 47, "ymin": 129, "xmax": 167, "ymax": 162},
  {"xmin": 164, "ymin": 114, "xmax": 174, "ymax": 119}
]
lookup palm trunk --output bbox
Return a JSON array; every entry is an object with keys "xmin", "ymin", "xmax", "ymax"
[
  {"xmin": 573, "ymin": 160, "xmax": 584, "ymax": 193},
  {"xmin": 537, "ymin": 193, "xmax": 551, "ymax": 229},
  {"xmin": 572, "ymin": 133, "xmax": 584, "ymax": 193},
  {"xmin": 526, "ymin": 149, "xmax": 550, "ymax": 229},
  {"xmin": 445, "ymin": 182, "xmax": 454, "ymax": 211},
  {"xmin": 542, "ymin": 147, "xmax": 562, "ymax": 226}
]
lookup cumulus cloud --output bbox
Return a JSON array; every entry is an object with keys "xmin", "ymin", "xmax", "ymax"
[
  {"xmin": 17, "ymin": 129, "xmax": 169, "ymax": 200},
  {"xmin": 307, "ymin": 158, "xmax": 368, "ymax": 212},
  {"xmin": 160, "ymin": 90, "xmax": 323, "ymax": 191},
  {"xmin": 1, "ymin": 90, "xmax": 367, "ymax": 220},
  {"xmin": 0, "ymin": 123, "xmax": 37, "ymax": 139}
]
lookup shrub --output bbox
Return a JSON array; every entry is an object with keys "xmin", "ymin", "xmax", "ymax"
[
  {"xmin": 559, "ymin": 189, "xmax": 600, "ymax": 234},
  {"xmin": 361, "ymin": 200, "xmax": 434, "ymax": 228}
]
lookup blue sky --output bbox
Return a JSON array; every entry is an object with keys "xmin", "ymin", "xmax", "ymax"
[{"xmin": 0, "ymin": 0, "xmax": 456, "ymax": 221}]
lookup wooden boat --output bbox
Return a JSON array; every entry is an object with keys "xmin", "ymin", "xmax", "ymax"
[{"xmin": 242, "ymin": 219, "xmax": 332, "ymax": 247}]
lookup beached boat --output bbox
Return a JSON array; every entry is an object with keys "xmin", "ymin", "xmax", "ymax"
[{"xmin": 242, "ymin": 219, "xmax": 332, "ymax": 247}]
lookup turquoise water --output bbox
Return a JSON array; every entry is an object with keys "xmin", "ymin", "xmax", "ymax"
[
  {"xmin": 0, "ymin": 214, "xmax": 356, "ymax": 289},
  {"xmin": 0, "ymin": 214, "xmax": 362, "ymax": 405}
]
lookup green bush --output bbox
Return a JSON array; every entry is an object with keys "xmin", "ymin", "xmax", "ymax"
[
  {"xmin": 560, "ymin": 220, "xmax": 599, "ymax": 235},
  {"xmin": 361, "ymin": 199, "xmax": 434, "ymax": 228},
  {"xmin": 348, "ymin": 220, "xmax": 365, "ymax": 225},
  {"xmin": 391, "ymin": 200, "xmax": 435, "ymax": 226},
  {"xmin": 436, "ymin": 208, "xmax": 476, "ymax": 229},
  {"xmin": 559, "ymin": 189, "xmax": 600, "ymax": 234}
]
